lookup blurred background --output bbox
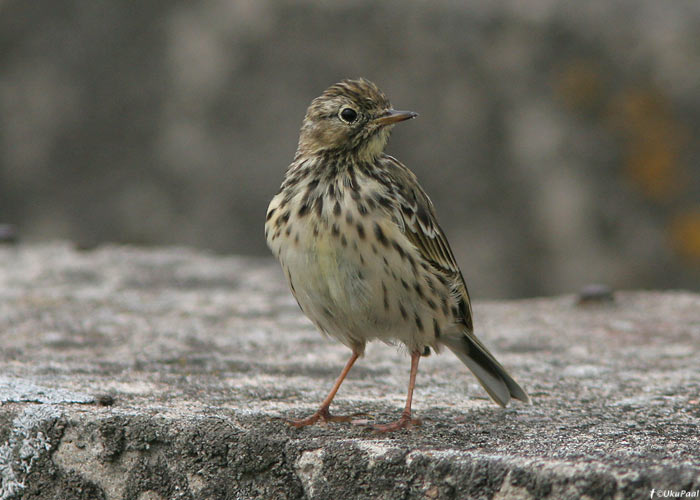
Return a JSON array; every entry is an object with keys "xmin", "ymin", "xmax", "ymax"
[{"xmin": 1, "ymin": 0, "xmax": 698, "ymax": 298}]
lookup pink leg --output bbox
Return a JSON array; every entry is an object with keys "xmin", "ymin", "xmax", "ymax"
[
  {"xmin": 289, "ymin": 351, "xmax": 359, "ymax": 427},
  {"xmin": 373, "ymin": 351, "xmax": 422, "ymax": 432}
]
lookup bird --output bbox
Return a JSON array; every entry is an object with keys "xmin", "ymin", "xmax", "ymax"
[{"xmin": 265, "ymin": 78, "xmax": 529, "ymax": 432}]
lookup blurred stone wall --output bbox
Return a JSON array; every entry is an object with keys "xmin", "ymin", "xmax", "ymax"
[{"xmin": 1, "ymin": 0, "xmax": 698, "ymax": 298}]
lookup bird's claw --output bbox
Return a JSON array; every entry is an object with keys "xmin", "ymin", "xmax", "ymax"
[
  {"xmin": 372, "ymin": 414, "xmax": 422, "ymax": 433},
  {"xmin": 287, "ymin": 408, "xmax": 366, "ymax": 427}
]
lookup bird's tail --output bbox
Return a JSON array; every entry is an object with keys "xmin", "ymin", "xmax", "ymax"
[{"xmin": 442, "ymin": 332, "xmax": 530, "ymax": 407}]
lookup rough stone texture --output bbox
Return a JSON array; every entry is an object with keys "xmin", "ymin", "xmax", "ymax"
[{"xmin": 1, "ymin": 243, "xmax": 699, "ymax": 500}]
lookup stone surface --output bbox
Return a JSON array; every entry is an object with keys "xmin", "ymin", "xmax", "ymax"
[{"xmin": 0, "ymin": 243, "xmax": 699, "ymax": 499}]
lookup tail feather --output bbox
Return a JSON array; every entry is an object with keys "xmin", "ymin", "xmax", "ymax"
[{"xmin": 442, "ymin": 333, "xmax": 530, "ymax": 407}]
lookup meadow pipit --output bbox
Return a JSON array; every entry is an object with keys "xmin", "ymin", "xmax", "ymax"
[{"xmin": 266, "ymin": 78, "xmax": 529, "ymax": 432}]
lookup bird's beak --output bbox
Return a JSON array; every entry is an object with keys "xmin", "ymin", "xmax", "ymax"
[{"xmin": 374, "ymin": 109, "xmax": 418, "ymax": 126}]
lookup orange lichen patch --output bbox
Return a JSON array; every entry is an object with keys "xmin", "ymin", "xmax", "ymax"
[
  {"xmin": 623, "ymin": 137, "xmax": 681, "ymax": 201},
  {"xmin": 554, "ymin": 60, "xmax": 605, "ymax": 112},
  {"xmin": 610, "ymin": 89, "xmax": 688, "ymax": 202},
  {"xmin": 669, "ymin": 209, "xmax": 700, "ymax": 263}
]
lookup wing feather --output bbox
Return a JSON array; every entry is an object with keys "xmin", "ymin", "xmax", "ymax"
[
  {"xmin": 378, "ymin": 156, "xmax": 530, "ymax": 405},
  {"xmin": 381, "ymin": 156, "xmax": 473, "ymax": 319}
]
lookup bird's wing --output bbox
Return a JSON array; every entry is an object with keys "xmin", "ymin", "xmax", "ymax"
[
  {"xmin": 382, "ymin": 156, "xmax": 473, "ymax": 325},
  {"xmin": 380, "ymin": 157, "xmax": 530, "ymax": 406}
]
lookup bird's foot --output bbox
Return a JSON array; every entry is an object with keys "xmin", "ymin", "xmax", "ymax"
[
  {"xmin": 287, "ymin": 407, "xmax": 357, "ymax": 428},
  {"xmin": 372, "ymin": 413, "xmax": 421, "ymax": 433}
]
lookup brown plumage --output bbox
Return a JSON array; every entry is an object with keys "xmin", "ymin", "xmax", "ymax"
[{"xmin": 266, "ymin": 78, "xmax": 529, "ymax": 432}]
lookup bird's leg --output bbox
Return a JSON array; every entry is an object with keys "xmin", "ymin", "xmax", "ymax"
[
  {"xmin": 373, "ymin": 350, "xmax": 423, "ymax": 432},
  {"xmin": 288, "ymin": 351, "xmax": 359, "ymax": 427}
]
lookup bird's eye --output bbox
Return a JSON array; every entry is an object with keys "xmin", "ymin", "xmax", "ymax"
[{"xmin": 339, "ymin": 107, "xmax": 358, "ymax": 123}]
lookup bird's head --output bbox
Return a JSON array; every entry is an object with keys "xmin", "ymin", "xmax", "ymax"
[{"xmin": 297, "ymin": 78, "xmax": 417, "ymax": 160}]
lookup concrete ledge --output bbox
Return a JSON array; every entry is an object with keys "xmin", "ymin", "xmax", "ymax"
[{"xmin": 1, "ymin": 243, "xmax": 698, "ymax": 499}]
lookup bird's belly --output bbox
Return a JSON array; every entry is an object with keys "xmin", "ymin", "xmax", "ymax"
[
  {"xmin": 285, "ymin": 231, "xmax": 376, "ymax": 322},
  {"xmin": 266, "ymin": 194, "xmax": 454, "ymax": 352},
  {"xmin": 275, "ymin": 220, "xmax": 409, "ymax": 347}
]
